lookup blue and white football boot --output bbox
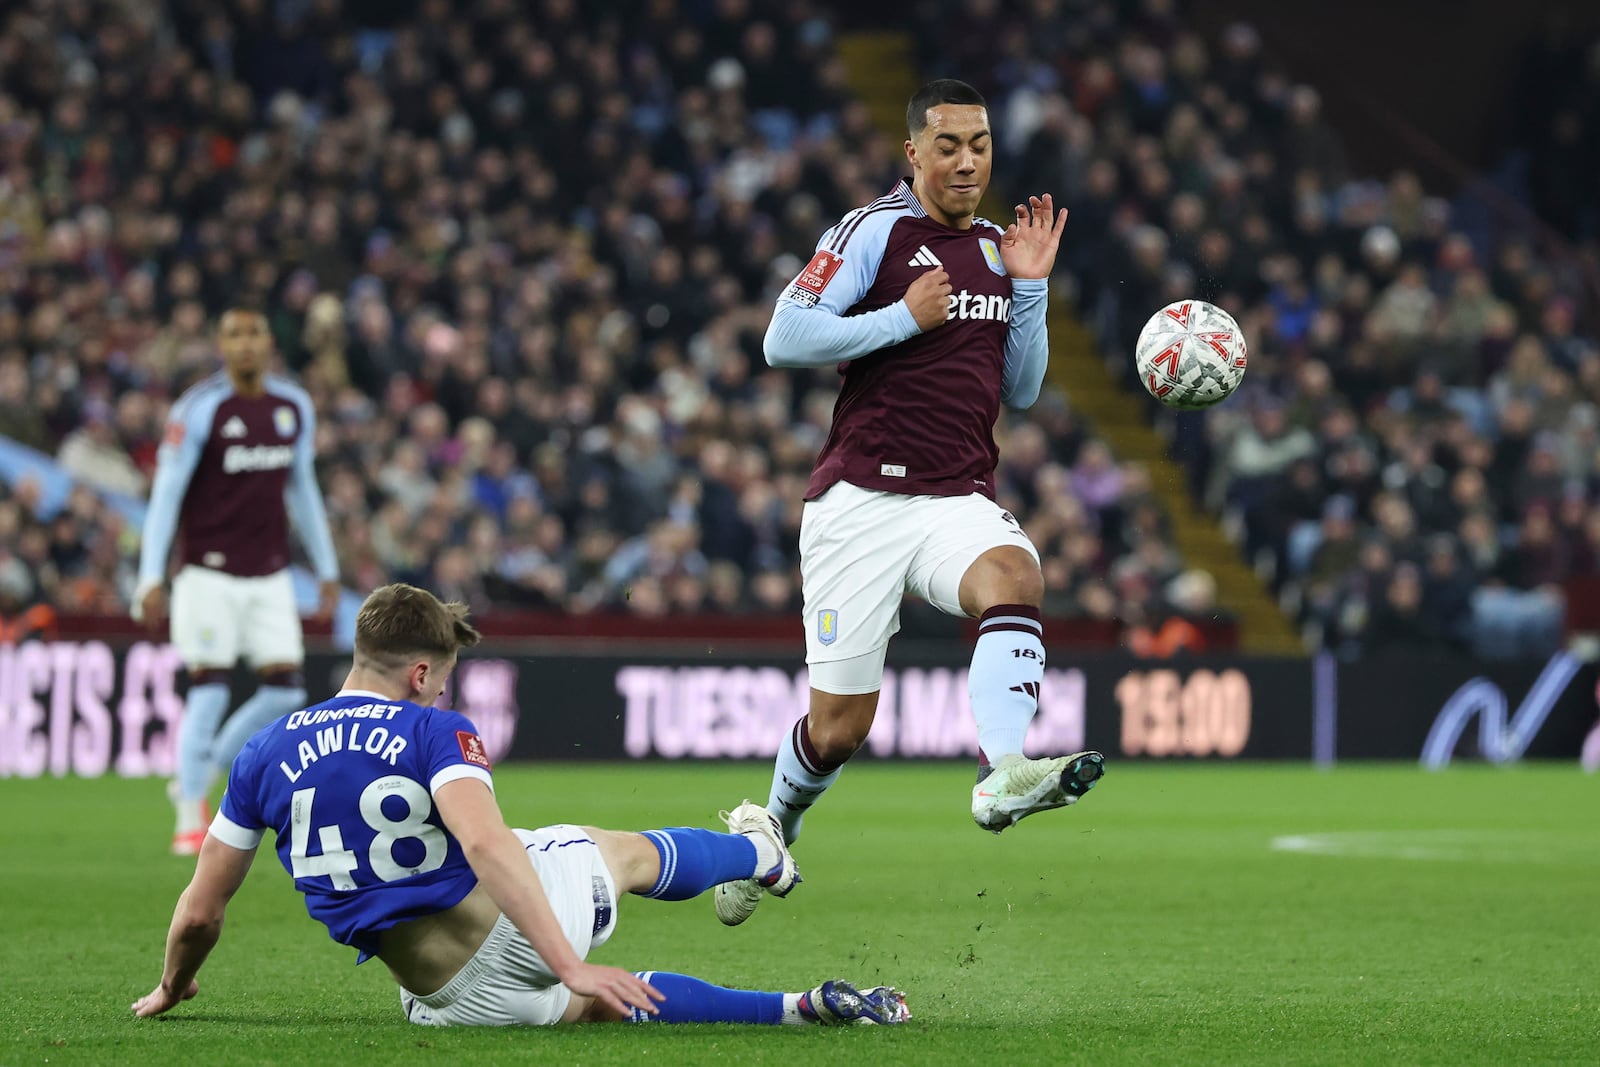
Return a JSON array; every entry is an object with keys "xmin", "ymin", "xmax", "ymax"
[{"xmin": 800, "ymin": 980, "xmax": 912, "ymax": 1025}]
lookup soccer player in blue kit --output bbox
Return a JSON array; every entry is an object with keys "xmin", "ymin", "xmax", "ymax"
[{"xmin": 133, "ymin": 584, "xmax": 908, "ymax": 1027}]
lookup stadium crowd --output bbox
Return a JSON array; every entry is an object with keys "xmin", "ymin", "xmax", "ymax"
[
  {"xmin": 4, "ymin": 0, "xmax": 1596, "ymax": 658},
  {"xmin": 0, "ymin": 0, "xmax": 1212, "ymax": 641},
  {"xmin": 916, "ymin": 0, "xmax": 1600, "ymax": 657}
]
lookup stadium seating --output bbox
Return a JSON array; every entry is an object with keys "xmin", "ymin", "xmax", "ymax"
[
  {"xmin": 3, "ymin": 0, "xmax": 1595, "ymax": 659},
  {"xmin": 918, "ymin": 0, "xmax": 1600, "ymax": 658},
  {"xmin": 0, "ymin": 0, "xmax": 1219, "ymax": 644}
]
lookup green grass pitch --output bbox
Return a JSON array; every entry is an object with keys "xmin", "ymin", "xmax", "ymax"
[{"xmin": 2, "ymin": 763, "xmax": 1596, "ymax": 1065}]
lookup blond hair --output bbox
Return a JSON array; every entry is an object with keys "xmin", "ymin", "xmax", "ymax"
[{"xmin": 354, "ymin": 583, "xmax": 481, "ymax": 670}]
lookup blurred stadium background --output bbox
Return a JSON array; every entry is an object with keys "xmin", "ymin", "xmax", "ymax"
[
  {"xmin": 2, "ymin": 0, "xmax": 1600, "ymax": 769},
  {"xmin": 4, "ymin": 2, "xmax": 1600, "ymax": 1063}
]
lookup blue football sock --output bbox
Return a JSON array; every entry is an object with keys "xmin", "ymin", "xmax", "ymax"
[
  {"xmin": 211, "ymin": 686, "xmax": 307, "ymax": 777},
  {"xmin": 638, "ymin": 828, "xmax": 761, "ymax": 900},
  {"xmin": 627, "ymin": 972, "xmax": 786, "ymax": 1024},
  {"xmin": 176, "ymin": 683, "xmax": 231, "ymax": 801}
]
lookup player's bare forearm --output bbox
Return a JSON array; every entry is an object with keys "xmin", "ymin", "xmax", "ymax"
[
  {"xmin": 460, "ymin": 825, "xmax": 586, "ymax": 978},
  {"xmin": 133, "ymin": 887, "xmax": 222, "ymax": 1016},
  {"xmin": 435, "ymin": 779, "xmax": 585, "ymax": 976},
  {"xmin": 163, "ymin": 890, "xmax": 223, "ymax": 990},
  {"xmin": 134, "ymin": 835, "xmax": 254, "ymax": 1017},
  {"xmin": 436, "ymin": 779, "xmax": 660, "ymax": 1017}
]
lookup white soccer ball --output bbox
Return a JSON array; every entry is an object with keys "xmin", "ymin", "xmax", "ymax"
[{"xmin": 1133, "ymin": 299, "xmax": 1248, "ymax": 410}]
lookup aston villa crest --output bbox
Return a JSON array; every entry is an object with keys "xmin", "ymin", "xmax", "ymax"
[{"xmin": 979, "ymin": 237, "xmax": 1006, "ymax": 276}]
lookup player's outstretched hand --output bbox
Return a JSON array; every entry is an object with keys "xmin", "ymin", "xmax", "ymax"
[
  {"xmin": 312, "ymin": 580, "xmax": 341, "ymax": 624},
  {"xmin": 904, "ymin": 267, "xmax": 952, "ymax": 331},
  {"xmin": 132, "ymin": 978, "xmax": 198, "ymax": 1018},
  {"xmin": 135, "ymin": 585, "xmax": 169, "ymax": 634},
  {"xmin": 561, "ymin": 962, "xmax": 664, "ymax": 1018},
  {"xmin": 999, "ymin": 193, "xmax": 1069, "ymax": 280}
]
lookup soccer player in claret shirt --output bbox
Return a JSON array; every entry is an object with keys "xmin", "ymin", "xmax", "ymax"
[
  {"xmin": 715, "ymin": 80, "xmax": 1105, "ymax": 926},
  {"xmin": 133, "ymin": 584, "xmax": 909, "ymax": 1028},
  {"xmin": 134, "ymin": 307, "xmax": 341, "ymax": 855}
]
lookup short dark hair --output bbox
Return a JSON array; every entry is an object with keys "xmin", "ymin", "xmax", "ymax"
[
  {"xmin": 355, "ymin": 583, "xmax": 482, "ymax": 670},
  {"xmin": 216, "ymin": 305, "xmax": 266, "ymax": 332},
  {"xmin": 906, "ymin": 79, "xmax": 987, "ymax": 137}
]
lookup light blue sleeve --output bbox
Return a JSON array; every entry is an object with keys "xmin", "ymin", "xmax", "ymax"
[
  {"xmin": 282, "ymin": 389, "xmax": 340, "ymax": 582},
  {"xmin": 136, "ymin": 391, "xmax": 215, "ymax": 589},
  {"xmin": 764, "ymin": 209, "xmax": 921, "ymax": 369},
  {"xmin": 1001, "ymin": 278, "xmax": 1051, "ymax": 409}
]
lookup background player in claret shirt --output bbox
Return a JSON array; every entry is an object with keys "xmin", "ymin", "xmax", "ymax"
[
  {"xmin": 134, "ymin": 307, "xmax": 341, "ymax": 856},
  {"xmin": 715, "ymin": 80, "xmax": 1105, "ymax": 926},
  {"xmin": 132, "ymin": 584, "xmax": 909, "ymax": 1029}
]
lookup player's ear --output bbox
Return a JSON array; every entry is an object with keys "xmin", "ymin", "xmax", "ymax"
[
  {"xmin": 407, "ymin": 658, "xmax": 431, "ymax": 699},
  {"xmin": 904, "ymin": 138, "xmax": 919, "ymax": 170}
]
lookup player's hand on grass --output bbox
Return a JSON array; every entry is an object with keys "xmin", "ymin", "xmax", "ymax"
[
  {"xmin": 905, "ymin": 267, "xmax": 952, "ymax": 331},
  {"xmin": 313, "ymin": 580, "xmax": 341, "ymax": 624},
  {"xmin": 132, "ymin": 978, "xmax": 198, "ymax": 1018},
  {"xmin": 135, "ymin": 585, "xmax": 168, "ymax": 634},
  {"xmin": 1000, "ymin": 193, "xmax": 1069, "ymax": 280},
  {"xmin": 561, "ymin": 962, "xmax": 664, "ymax": 1018}
]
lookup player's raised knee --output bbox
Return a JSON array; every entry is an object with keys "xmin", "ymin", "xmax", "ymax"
[{"xmin": 961, "ymin": 547, "xmax": 1044, "ymax": 612}]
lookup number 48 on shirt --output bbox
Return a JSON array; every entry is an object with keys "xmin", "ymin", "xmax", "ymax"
[{"xmin": 289, "ymin": 775, "xmax": 447, "ymax": 889}]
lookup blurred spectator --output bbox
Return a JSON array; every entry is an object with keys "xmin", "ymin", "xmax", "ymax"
[
  {"xmin": 946, "ymin": 1, "xmax": 1600, "ymax": 658},
  {"xmin": 37, "ymin": 0, "xmax": 1600, "ymax": 656},
  {"xmin": 0, "ymin": 552, "xmax": 57, "ymax": 643},
  {"xmin": 0, "ymin": 0, "xmax": 1195, "ymax": 631},
  {"xmin": 1362, "ymin": 563, "xmax": 1442, "ymax": 654},
  {"xmin": 57, "ymin": 401, "xmax": 147, "ymax": 498}
]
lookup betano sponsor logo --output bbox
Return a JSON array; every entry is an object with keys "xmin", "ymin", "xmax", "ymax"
[
  {"xmin": 222, "ymin": 443, "xmax": 294, "ymax": 474},
  {"xmin": 945, "ymin": 290, "xmax": 1011, "ymax": 322}
]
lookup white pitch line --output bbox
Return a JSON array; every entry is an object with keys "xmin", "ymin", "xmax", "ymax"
[{"xmin": 1270, "ymin": 830, "xmax": 1600, "ymax": 865}]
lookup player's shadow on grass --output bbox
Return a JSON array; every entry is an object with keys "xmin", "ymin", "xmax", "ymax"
[{"xmin": 140, "ymin": 1017, "xmax": 321, "ymax": 1030}]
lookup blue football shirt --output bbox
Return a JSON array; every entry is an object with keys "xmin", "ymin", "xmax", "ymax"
[{"xmin": 210, "ymin": 690, "xmax": 493, "ymax": 961}]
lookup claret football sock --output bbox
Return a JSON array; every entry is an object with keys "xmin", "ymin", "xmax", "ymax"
[
  {"xmin": 970, "ymin": 604, "xmax": 1045, "ymax": 780},
  {"xmin": 175, "ymin": 683, "xmax": 231, "ymax": 803},
  {"xmin": 766, "ymin": 716, "xmax": 843, "ymax": 845},
  {"xmin": 639, "ymin": 828, "xmax": 764, "ymax": 900}
]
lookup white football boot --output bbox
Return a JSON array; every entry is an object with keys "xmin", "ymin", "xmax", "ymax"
[
  {"xmin": 713, "ymin": 800, "xmax": 799, "ymax": 926},
  {"xmin": 971, "ymin": 751, "xmax": 1105, "ymax": 833}
]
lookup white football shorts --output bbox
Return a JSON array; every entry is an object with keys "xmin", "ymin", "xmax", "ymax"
[
  {"xmin": 799, "ymin": 481, "xmax": 1039, "ymax": 693},
  {"xmin": 170, "ymin": 565, "xmax": 303, "ymax": 669},
  {"xmin": 398, "ymin": 826, "xmax": 619, "ymax": 1027}
]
